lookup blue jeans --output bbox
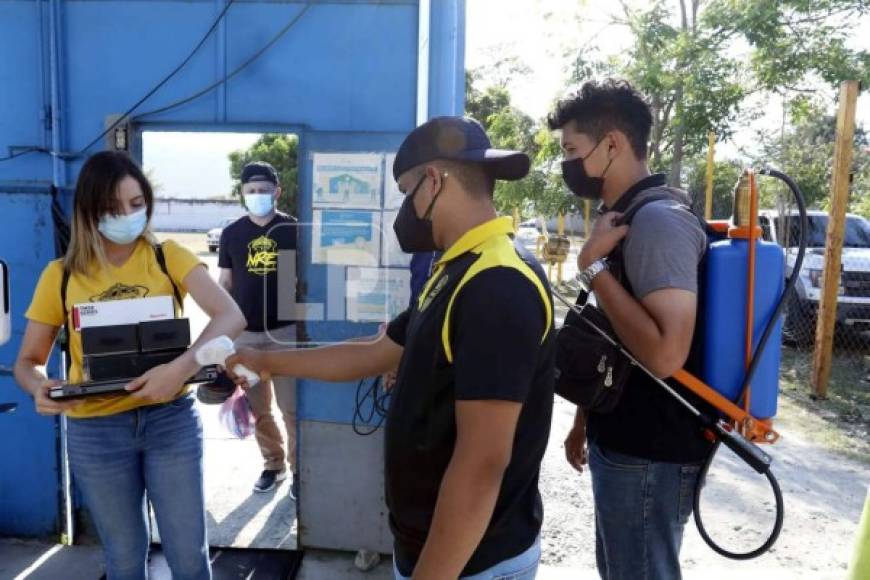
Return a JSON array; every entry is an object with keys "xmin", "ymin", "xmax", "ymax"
[
  {"xmin": 67, "ymin": 395, "xmax": 211, "ymax": 580},
  {"xmin": 588, "ymin": 442, "xmax": 701, "ymax": 580},
  {"xmin": 393, "ymin": 537, "xmax": 540, "ymax": 579}
]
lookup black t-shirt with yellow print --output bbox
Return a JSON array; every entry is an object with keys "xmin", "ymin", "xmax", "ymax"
[
  {"xmin": 385, "ymin": 216, "xmax": 555, "ymax": 577},
  {"xmin": 218, "ymin": 213, "xmax": 297, "ymax": 332}
]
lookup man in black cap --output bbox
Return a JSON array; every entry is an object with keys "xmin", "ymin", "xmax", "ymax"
[
  {"xmin": 211, "ymin": 161, "xmax": 300, "ymax": 496},
  {"xmin": 226, "ymin": 117, "xmax": 555, "ymax": 579}
]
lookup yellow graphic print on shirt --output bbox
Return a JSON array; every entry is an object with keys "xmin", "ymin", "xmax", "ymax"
[
  {"xmin": 247, "ymin": 235, "xmax": 278, "ymax": 276},
  {"xmin": 90, "ymin": 282, "xmax": 149, "ymax": 302}
]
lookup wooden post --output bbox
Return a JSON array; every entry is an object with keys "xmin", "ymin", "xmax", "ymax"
[
  {"xmin": 512, "ymin": 207, "xmax": 520, "ymax": 232},
  {"xmin": 705, "ymin": 132, "xmax": 715, "ymax": 220},
  {"xmin": 811, "ymin": 80, "xmax": 860, "ymax": 399},
  {"xmin": 584, "ymin": 200, "xmax": 591, "ymax": 239}
]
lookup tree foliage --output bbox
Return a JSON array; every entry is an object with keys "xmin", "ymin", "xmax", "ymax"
[
  {"xmin": 228, "ymin": 134, "xmax": 299, "ymax": 215},
  {"xmin": 570, "ymin": 0, "xmax": 868, "ymax": 186}
]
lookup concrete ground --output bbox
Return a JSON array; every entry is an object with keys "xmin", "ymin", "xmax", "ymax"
[{"xmin": 159, "ymin": 233, "xmax": 298, "ymax": 551}]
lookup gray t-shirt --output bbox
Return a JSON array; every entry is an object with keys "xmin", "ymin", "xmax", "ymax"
[{"xmin": 622, "ymin": 190, "xmax": 707, "ymax": 299}]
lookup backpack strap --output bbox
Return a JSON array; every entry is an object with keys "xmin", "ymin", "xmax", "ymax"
[
  {"xmin": 615, "ymin": 192, "xmax": 686, "ymax": 227},
  {"xmin": 153, "ymin": 243, "xmax": 183, "ymax": 314},
  {"xmin": 59, "ymin": 266, "xmax": 72, "ymax": 376}
]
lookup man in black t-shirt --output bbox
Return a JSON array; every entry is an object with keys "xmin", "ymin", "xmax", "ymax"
[
  {"xmin": 216, "ymin": 161, "xmax": 300, "ymax": 496},
  {"xmin": 549, "ymin": 80, "xmax": 714, "ymax": 580},
  {"xmin": 225, "ymin": 117, "xmax": 555, "ymax": 579}
]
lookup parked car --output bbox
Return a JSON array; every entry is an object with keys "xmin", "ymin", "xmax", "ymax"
[
  {"xmin": 516, "ymin": 219, "xmax": 541, "ymax": 245},
  {"xmin": 759, "ymin": 210, "xmax": 870, "ymax": 345},
  {"xmin": 207, "ymin": 217, "xmax": 238, "ymax": 253}
]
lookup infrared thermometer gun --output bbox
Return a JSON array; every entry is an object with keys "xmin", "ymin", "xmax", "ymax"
[{"xmin": 195, "ymin": 336, "xmax": 260, "ymax": 387}]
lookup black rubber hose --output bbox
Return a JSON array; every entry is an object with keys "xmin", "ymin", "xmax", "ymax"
[
  {"xmin": 694, "ymin": 440, "xmax": 785, "ymax": 560},
  {"xmin": 692, "ymin": 168, "xmax": 807, "ymax": 559}
]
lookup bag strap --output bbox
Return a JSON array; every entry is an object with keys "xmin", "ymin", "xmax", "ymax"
[
  {"xmin": 615, "ymin": 191, "xmax": 685, "ymax": 227},
  {"xmin": 153, "ymin": 242, "xmax": 183, "ymax": 314},
  {"xmin": 59, "ymin": 266, "xmax": 72, "ymax": 376}
]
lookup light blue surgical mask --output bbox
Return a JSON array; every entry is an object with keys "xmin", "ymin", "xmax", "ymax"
[
  {"xmin": 244, "ymin": 193, "xmax": 275, "ymax": 218},
  {"xmin": 98, "ymin": 208, "xmax": 148, "ymax": 245}
]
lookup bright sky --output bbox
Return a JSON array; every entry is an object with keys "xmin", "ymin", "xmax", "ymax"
[{"xmin": 144, "ymin": 0, "xmax": 869, "ymax": 198}]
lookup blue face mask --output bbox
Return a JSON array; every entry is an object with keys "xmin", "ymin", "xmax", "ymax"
[
  {"xmin": 244, "ymin": 193, "xmax": 275, "ymax": 218},
  {"xmin": 98, "ymin": 208, "xmax": 148, "ymax": 245}
]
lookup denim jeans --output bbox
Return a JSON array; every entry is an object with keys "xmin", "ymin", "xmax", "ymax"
[
  {"xmin": 393, "ymin": 536, "xmax": 540, "ymax": 579},
  {"xmin": 66, "ymin": 395, "xmax": 211, "ymax": 580},
  {"xmin": 588, "ymin": 441, "xmax": 701, "ymax": 580}
]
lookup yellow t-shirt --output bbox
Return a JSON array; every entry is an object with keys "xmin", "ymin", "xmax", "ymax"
[{"xmin": 25, "ymin": 238, "xmax": 204, "ymax": 418}]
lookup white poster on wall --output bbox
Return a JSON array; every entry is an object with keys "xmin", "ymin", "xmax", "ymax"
[
  {"xmin": 346, "ymin": 267, "xmax": 411, "ymax": 323},
  {"xmin": 384, "ymin": 153, "xmax": 404, "ymax": 210},
  {"xmin": 312, "ymin": 209, "xmax": 381, "ymax": 266},
  {"xmin": 381, "ymin": 210, "xmax": 412, "ymax": 267},
  {"xmin": 312, "ymin": 153, "xmax": 383, "ymax": 209}
]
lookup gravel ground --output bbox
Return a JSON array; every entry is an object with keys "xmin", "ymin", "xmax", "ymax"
[{"xmin": 540, "ymin": 396, "xmax": 869, "ymax": 579}]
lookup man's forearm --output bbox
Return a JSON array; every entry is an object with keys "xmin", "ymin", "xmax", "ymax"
[
  {"xmin": 592, "ymin": 272, "xmax": 668, "ymax": 373},
  {"xmin": 262, "ymin": 339, "xmax": 394, "ymax": 383},
  {"xmin": 412, "ymin": 457, "xmax": 505, "ymax": 579}
]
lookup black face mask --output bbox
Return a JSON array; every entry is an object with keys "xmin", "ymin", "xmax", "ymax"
[
  {"xmin": 393, "ymin": 173, "xmax": 442, "ymax": 253},
  {"xmin": 561, "ymin": 138, "xmax": 614, "ymax": 200}
]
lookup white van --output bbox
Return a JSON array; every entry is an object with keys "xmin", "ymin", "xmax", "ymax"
[{"xmin": 758, "ymin": 209, "xmax": 870, "ymax": 345}]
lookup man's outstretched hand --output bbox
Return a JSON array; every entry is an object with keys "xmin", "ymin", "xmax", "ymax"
[{"xmin": 225, "ymin": 347, "xmax": 270, "ymax": 388}]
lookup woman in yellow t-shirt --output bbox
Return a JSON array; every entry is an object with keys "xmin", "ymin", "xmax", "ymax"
[{"xmin": 14, "ymin": 151, "xmax": 245, "ymax": 580}]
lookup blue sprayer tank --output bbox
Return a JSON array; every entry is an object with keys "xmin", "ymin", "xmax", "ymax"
[{"xmin": 702, "ymin": 175, "xmax": 785, "ymax": 420}]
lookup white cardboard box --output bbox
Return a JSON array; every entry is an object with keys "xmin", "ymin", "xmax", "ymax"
[{"xmin": 72, "ymin": 296, "xmax": 175, "ymax": 331}]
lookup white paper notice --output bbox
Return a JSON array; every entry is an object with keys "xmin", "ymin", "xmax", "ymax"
[
  {"xmin": 312, "ymin": 153, "xmax": 383, "ymax": 209},
  {"xmin": 384, "ymin": 153, "xmax": 404, "ymax": 210},
  {"xmin": 312, "ymin": 210, "xmax": 381, "ymax": 266},
  {"xmin": 381, "ymin": 210, "xmax": 411, "ymax": 267},
  {"xmin": 346, "ymin": 267, "xmax": 411, "ymax": 323}
]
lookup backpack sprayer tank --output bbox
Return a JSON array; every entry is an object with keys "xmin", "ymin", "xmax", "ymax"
[{"xmin": 702, "ymin": 170, "xmax": 784, "ymax": 420}]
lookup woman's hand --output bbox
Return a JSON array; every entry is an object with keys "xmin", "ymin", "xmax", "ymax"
[
  {"xmin": 125, "ymin": 362, "xmax": 189, "ymax": 402},
  {"xmin": 31, "ymin": 378, "xmax": 81, "ymax": 416},
  {"xmin": 225, "ymin": 347, "xmax": 270, "ymax": 389}
]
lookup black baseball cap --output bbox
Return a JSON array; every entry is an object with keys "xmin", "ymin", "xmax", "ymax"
[
  {"xmin": 241, "ymin": 161, "xmax": 279, "ymax": 185},
  {"xmin": 392, "ymin": 116, "xmax": 530, "ymax": 182}
]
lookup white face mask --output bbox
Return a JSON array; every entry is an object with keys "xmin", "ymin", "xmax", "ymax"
[
  {"xmin": 98, "ymin": 208, "xmax": 148, "ymax": 245},
  {"xmin": 244, "ymin": 193, "xmax": 275, "ymax": 218}
]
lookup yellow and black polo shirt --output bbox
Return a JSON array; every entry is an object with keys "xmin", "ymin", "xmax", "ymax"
[{"xmin": 385, "ymin": 216, "xmax": 555, "ymax": 577}]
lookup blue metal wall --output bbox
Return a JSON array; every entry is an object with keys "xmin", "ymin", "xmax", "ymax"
[{"xmin": 0, "ymin": 0, "xmax": 464, "ymax": 538}]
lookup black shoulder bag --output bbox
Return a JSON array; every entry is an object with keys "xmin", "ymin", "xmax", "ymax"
[{"xmin": 554, "ymin": 192, "xmax": 684, "ymax": 413}]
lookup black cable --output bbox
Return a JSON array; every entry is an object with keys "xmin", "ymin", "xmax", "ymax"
[
  {"xmin": 132, "ymin": 4, "xmax": 311, "ymax": 121},
  {"xmin": 353, "ymin": 376, "xmax": 391, "ymax": 436},
  {"xmin": 691, "ymin": 167, "xmax": 807, "ymax": 559},
  {"xmin": 73, "ymin": 0, "xmax": 236, "ymax": 156},
  {"xmin": 1, "ymin": 2, "xmax": 234, "ymax": 163}
]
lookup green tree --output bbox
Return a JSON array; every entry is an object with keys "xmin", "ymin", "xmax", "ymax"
[
  {"xmin": 569, "ymin": 0, "xmax": 869, "ymax": 187},
  {"xmin": 752, "ymin": 104, "xmax": 870, "ymax": 214},
  {"xmin": 228, "ymin": 134, "xmax": 299, "ymax": 215},
  {"xmin": 685, "ymin": 157, "xmax": 743, "ymax": 219}
]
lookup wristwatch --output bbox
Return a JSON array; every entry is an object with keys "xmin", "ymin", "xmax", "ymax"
[{"xmin": 576, "ymin": 258, "xmax": 608, "ymax": 292}]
